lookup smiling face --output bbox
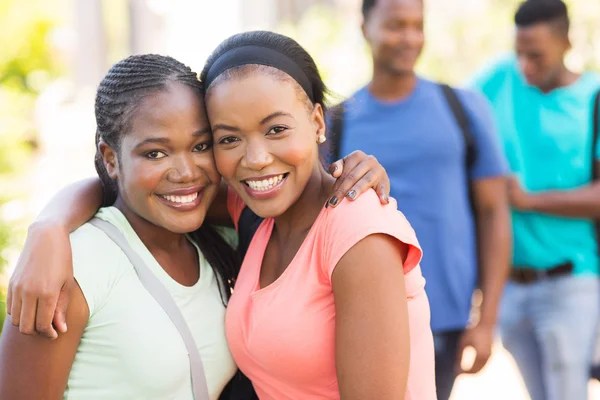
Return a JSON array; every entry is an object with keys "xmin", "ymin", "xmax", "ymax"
[
  {"xmin": 205, "ymin": 68, "xmax": 326, "ymax": 218},
  {"xmin": 100, "ymin": 82, "xmax": 220, "ymax": 233},
  {"xmin": 363, "ymin": 0, "xmax": 425, "ymax": 76}
]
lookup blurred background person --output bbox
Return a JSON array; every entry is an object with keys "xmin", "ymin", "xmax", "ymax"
[
  {"xmin": 324, "ymin": 1, "xmax": 510, "ymax": 399},
  {"xmin": 471, "ymin": 1, "xmax": 600, "ymax": 399}
]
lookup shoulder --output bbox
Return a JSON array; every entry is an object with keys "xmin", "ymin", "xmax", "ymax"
[
  {"xmin": 319, "ymin": 190, "xmax": 422, "ymax": 279},
  {"xmin": 469, "ymin": 54, "xmax": 518, "ymax": 94},
  {"xmin": 453, "ymin": 86, "xmax": 491, "ymax": 112},
  {"xmin": 70, "ymin": 222, "xmax": 133, "ymax": 315},
  {"xmin": 70, "ymin": 222, "xmax": 126, "ymax": 265},
  {"xmin": 581, "ymin": 72, "xmax": 600, "ymax": 95}
]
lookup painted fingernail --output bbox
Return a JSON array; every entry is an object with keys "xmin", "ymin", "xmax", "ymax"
[
  {"xmin": 346, "ymin": 190, "xmax": 357, "ymax": 200},
  {"xmin": 331, "ymin": 165, "xmax": 338, "ymax": 173},
  {"xmin": 383, "ymin": 194, "xmax": 389, "ymax": 202},
  {"xmin": 328, "ymin": 196, "xmax": 339, "ymax": 206}
]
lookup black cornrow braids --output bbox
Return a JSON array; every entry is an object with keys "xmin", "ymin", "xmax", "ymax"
[{"xmin": 94, "ymin": 54, "xmax": 240, "ymax": 302}]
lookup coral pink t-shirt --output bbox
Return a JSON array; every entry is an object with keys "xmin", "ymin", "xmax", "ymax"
[{"xmin": 225, "ymin": 189, "xmax": 436, "ymax": 400}]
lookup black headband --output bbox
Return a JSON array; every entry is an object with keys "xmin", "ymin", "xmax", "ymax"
[{"xmin": 204, "ymin": 45, "xmax": 314, "ymax": 102}]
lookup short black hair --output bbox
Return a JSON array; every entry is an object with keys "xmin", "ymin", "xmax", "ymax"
[
  {"xmin": 514, "ymin": 0, "xmax": 569, "ymax": 36},
  {"xmin": 362, "ymin": 0, "xmax": 376, "ymax": 19}
]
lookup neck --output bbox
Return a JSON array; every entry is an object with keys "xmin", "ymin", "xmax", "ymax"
[
  {"xmin": 114, "ymin": 197, "xmax": 188, "ymax": 253},
  {"xmin": 369, "ymin": 66, "xmax": 418, "ymax": 101},
  {"xmin": 272, "ymin": 164, "xmax": 332, "ymax": 240},
  {"xmin": 539, "ymin": 64, "xmax": 579, "ymax": 93}
]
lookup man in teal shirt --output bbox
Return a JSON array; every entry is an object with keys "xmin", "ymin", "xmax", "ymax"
[{"xmin": 471, "ymin": 1, "xmax": 600, "ymax": 399}]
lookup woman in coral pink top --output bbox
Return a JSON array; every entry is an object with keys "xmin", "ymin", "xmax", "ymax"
[{"xmin": 201, "ymin": 30, "xmax": 436, "ymax": 400}]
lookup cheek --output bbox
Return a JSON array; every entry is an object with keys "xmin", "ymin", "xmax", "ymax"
[
  {"xmin": 214, "ymin": 147, "xmax": 238, "ymax": 183},
  {"xmin": 197, "ymin": 153, "xmax": 221, "ymax": 184},
  {"xmin": 277, "ymin": 136, "xmax": 315, "ymax": 169},
  {"xmin": 119, "ymin": 158, "xmax": 164, "ymax": 197}
]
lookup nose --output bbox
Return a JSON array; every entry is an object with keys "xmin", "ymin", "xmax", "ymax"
[
  {"xmin": 241, "ymin": 138, "xmax": 274, "ymax": 171},
  {"xmin": 168, "ymin": 153, "xmax": 201, "ymax": 183},
  {"xmin": 405, "ymin": 27, "xmax": 423, "ymax": 45},
  {"xmin": 518, "ymin": 56, "xmax": 535, "ymax": 78}
]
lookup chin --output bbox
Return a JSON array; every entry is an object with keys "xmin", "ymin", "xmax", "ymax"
[
  {"xmin": 389, "ymin": 63, "xmax": 416, "ymax": 77},
  {"xmin": 235, "ymin": 190, "xmax": 291, "ymax": 219},
  {"xmin": 156, "ymin": 211, "xmax": 208, "ymax": 234}
]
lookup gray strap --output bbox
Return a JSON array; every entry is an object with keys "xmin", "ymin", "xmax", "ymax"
[{"xmin": 89, "ymin": 218, "xmax": 210, "ymax": 400}]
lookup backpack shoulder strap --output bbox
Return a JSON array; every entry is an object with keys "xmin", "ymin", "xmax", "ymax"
[
  {"xmin": 328, "ymin": 101, "xmax": 346, "ymax": 161},
  {"xmin": 439, "ymin": 83, "xmax": 477, "ymax": 170},
  {"xmin": 88, "ymin": 218, "xmax": 210, "ymax": 400}
]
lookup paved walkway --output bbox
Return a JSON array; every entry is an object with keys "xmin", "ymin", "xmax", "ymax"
[{"xmin": 451, "ymin": 341, "xmax": 600, "ymax": 399}]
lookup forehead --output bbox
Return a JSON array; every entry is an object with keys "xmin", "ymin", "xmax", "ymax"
[
  {"xmin": 130, "ymin": 82, "xmax": 206, "ymax": 132},
  {"xmin": 370, "ymin": 0, "xmax": 423, "ymax": 19},
  {"xmin": 516, "ymin": 23, "xmax": 561, "ymax": 48},
  {"xmin": 206, "ymin": 71, "xmax": 306, "ymax": 115}
]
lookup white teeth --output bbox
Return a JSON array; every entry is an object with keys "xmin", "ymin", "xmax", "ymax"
[
  {"xmin": 161, "ymin": 192, "xmax": 198, "ymax": 204},
  {"xmin": 245, "ymin": 174, "xmax": 285, "ymax": 191}
]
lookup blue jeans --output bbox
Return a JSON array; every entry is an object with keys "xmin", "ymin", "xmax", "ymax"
[
  {"xmin": 433, "ymin": 329, "xmax": 464, "ymax": 400},
  {"xmin": 499, "ymin": 275, "xmax": 599, "ymax": 400}
]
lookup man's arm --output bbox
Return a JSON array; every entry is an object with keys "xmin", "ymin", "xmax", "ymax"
[
  {"xmin": 458, "ymin": 176, "xmax": 511, "ymax": 374},
  {"xmin": 0, "ymin": 282, "xmax": 89, "ymax": 399},
  {"xmin": 509, "ymin": 162, "xmax": 600, "ymax": 217}
]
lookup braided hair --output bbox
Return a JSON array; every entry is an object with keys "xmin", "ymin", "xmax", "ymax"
[{"xmin": 94, "ymin": 54, "xmax": 240, "ymax": 301}]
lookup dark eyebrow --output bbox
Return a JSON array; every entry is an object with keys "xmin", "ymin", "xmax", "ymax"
[
  {"xmin": 212, "ymin": 111, "xmax": 294, "ymax": 134},
  {"xmin": 193, "ymin": 128, "xmax": 212, "ymax": 137},
  {"xmin": 260, "ymin": 111, "xmax": 293, "ymax": 125},
  {"xmin": 134, "ymin": 128, "xmax": 211, "ymax": 150},
  {"xmin": 211, "ymin": 124, "xmax": 240, "ymax": 134},
  {"xmin": 134, "ymin": 137, "xmax": 170, "ymax": 150}
]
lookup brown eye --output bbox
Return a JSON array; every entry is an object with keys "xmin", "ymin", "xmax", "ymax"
[
  {"xmin": 267, "ymin": 126, "xmax": 287, "ymax": 135},
  {"xmin": 218, "ymin": 136, "xmax": 240, "ymax": 145},
  {"xmin": 145, "ymin": 150, "xmax": 167, "ymax": 159},
  {"xmin": 194, "ymin": 142, "xmax": 212, "ymax": 152}
]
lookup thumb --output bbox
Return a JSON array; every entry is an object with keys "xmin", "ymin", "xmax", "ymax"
[
  {"xmin": 455, "ymin": 334, "xmax": 469, "ymax": 374},
  {"xmin": 53, "ymin": 280, "xmax": 73, "ymax": 333}
]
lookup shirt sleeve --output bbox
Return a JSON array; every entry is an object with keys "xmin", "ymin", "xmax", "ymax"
[
  {"xmin": 457, "ymin": 89, "xmax": 509, "ymax": 180},
  {"xmin": 320, "ymin": 190, "xmax": 423, "ymax": 290},
  {"xmin": 70, "ymin": 224, "xmax": 129, "ymax": 316},
  {"xmin": 226, "ymin": 187, "xmax": 246, "ymax": 232}
]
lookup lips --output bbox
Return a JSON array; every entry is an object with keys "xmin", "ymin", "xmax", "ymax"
[
  {"xmin": 155, "ymin": 186, "xmax": 204, "ymax": 212},
  {"xmin": 243, "ymin": 173, "xmax": 287, "ymax": 191},
  {"xmin": 241, "ymin": 173, "xmax": 289, "ymax": 200}
]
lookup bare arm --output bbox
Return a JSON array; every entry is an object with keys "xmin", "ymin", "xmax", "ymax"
[
  {"xmin": 7, "ymin": 178, "xmax": 102, "ymax": 338},
  {"xmin": 332, "ymin": 234, "xmax": 410, "ymax": 399},
  {"xmin": 36, "ymin": 177, "xmax": 104, "ymax": 232},
  {"xmin": 509, "ymin": 162, "xmax": 600, "ymax": 218},
  {"xmin": 0, "ymin": 283, "xmax": 89, "ymax": 399},
  {"xmin": 457, "ymin": 176, "xmax": 511, "ymax": 374}
]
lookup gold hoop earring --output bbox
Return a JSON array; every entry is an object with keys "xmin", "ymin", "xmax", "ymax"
[{"xmin": 317, "ymin": 134, "xmax": 327, "ymax": 144}]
